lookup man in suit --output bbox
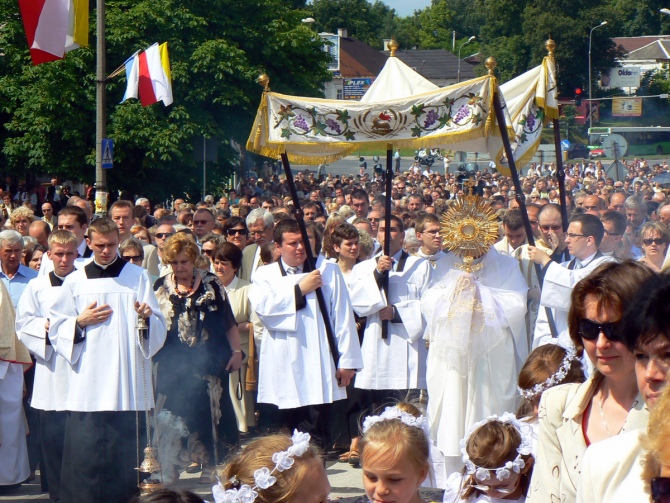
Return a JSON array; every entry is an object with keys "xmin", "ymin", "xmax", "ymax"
[
  {"xmin": 239, "ymin": 208, "xmax": 274, "ymax": 282},
  {"xmin": 41, "ymin": 202, "xmax": 57, "ymax": 230}
]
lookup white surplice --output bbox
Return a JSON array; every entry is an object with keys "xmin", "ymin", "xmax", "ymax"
[
  {"xmin": 421, "ymin": 249, "xmax": 528, "ymax": 482},
  {"xmin": 49, "ymin": 261, "xmax": 166, "ymax": 412},
  {"xmin": 348, "ymin": 252, "xmax": 431, "ymax": 390},
  {"xmin": 249, "ymin": 258, "xmax": 363, "ymax": 409},
  {"xmin": 16, "ymin": 274, "xmax": 71, "ymax": 411}
]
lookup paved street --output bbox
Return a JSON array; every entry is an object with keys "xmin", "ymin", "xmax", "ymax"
[{"xmin": 0, "ymin": 460, "xmax": 444, "ymax": 502}]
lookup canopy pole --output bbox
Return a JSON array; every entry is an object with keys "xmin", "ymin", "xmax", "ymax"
[
  {"xmin": 280, "ymin": 153, "xmax": 340, "ymax": 368},
  {"xmin": 381, "ymin": 145, "xmax": 393, "ymax": 339},
  {"xmin": 488, "ymin": 57, "xmax": 559, "ymax": 342},
  {"xmin": 546, "ymin": 38, "xmax": 569, "ymax": 230}
]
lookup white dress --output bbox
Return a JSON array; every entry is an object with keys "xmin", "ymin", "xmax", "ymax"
[
  {"xmin": 443, "ymin": 472, "xmax": 526, "ymax": 503},
  {"xmin": 421, "ymin": 250, "xmax": 528, "ymax": 481}
]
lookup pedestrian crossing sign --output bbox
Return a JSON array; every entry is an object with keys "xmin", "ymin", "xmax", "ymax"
[{"xmin": 102, "ymin": 138, "xmax": 113, "ymax": 169}]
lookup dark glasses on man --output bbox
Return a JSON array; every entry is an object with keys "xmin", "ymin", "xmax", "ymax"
[
  {"xmin": 578, "ymin": 319, "xmax": 622, "ymax": 342},
  {"xmin": 652, "ymin": 477, "xmax": 670, "ymax": 503},
  {"xmin": 540, "ymin": 224, "xmax": 562, "ymax": 231},
  {"xmin": 155, "ymin": 232, "xmax": 174, "ymax": 239},
  {"xmin": 643, "ymin": 238, "xmax": 666, "ymax": 246}
]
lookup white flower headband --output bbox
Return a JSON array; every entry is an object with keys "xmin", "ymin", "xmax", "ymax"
[
  {"xmin": 212, "ymin": 430, "xmax": 311, "ymax": 503},
  {"xmin": 460, "ymin": 412, "xmax": 533, "ymax": 482},
  {"xmin": 362, "ymin": 405, "xmax": 431, "ymax": 438},
  {"xmin": 517, "ymin": 347, "xmax": 577, "ymax": 400}
]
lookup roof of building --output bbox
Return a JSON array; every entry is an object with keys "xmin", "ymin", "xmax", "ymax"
[
  {"xmin": 339, "ymin": 37, "xmax": 388, "ymax": 78},
  {"xmin": 625, "ymin": 39, "xmax": 670, "ymax": 61},
  {"xmin": 382, "ymin": 49, "xmax": 477, "ymax": 81},
  {"xmin": 614, "ymin": 35, "xmax": 670, "ymax": 54}
]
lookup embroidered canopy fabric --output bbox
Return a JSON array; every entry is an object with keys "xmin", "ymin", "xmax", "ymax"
[
  {"xmin": 246, "ymin": 74, "xmax": 511, "ymax": 165},
  {"xmin": 495, "ymin": 56, "xmax": 559, "ymax": 175}
]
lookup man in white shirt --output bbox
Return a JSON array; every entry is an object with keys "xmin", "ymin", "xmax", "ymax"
[
  {"xmin": 249, "ymin": 219, "xmax": 362, "ymax": 448},
  {"xmin": 529, "ymin": 214, "xmax": 612, "ymax": 348},
  {"xmin": 49, "ymin": 217, "xmax": 166, "ymax": 503},
  {"xmin": 40, "ymin": 206, "xmax": 91, "ymax": 275},
  {"xmin": 414, "ymin": 213, "xmax": 450, "ymax": 282}
]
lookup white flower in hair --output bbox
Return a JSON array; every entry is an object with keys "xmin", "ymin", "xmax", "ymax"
[
  {"xmin": 253, "ymin": 467, "xmax": 276, "ymax": 489},
  {"xmin": 362, "ymin": 406, "xmax": 431, "ymax": 437},
  {"xmin": 460, "ymin": 412, "xmax": 533, "ymax": 483},
  {"xmin": 212, "ymin": 430, "xmax": 311, "ymax": 503},
  {"xmin": 517, "ymin": 347, "xmax": 577, "ymax": 400}
]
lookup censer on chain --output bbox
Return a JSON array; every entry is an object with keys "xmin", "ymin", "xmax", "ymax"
[{"xmin": 135, "ymin": 315, "xmax": 163, "ymax": 494}]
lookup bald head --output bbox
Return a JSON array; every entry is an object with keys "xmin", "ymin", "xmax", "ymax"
[
  {"xmin": 29, "ymin": 219, "xmax": 51, "ymax": 247},
  {"xmin": 582, "ymin": 195, "xmax": 603, "ymax": 212}
]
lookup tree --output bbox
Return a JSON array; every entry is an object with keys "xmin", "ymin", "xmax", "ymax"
[
  {"xmin": 0, "ymin": 0, "xmax": 331, "ymax": 199},
  {"xmin": 309, "ymin": 0, "xmax": 394, "ymax": 47}
]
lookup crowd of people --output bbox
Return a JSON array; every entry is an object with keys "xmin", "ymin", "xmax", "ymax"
[{"xmin": 1, "ymin": 153, "xmax": 670, "ymax": 503}]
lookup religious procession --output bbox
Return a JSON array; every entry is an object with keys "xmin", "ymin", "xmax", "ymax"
[{"xmin": 3, "ymin": 2, "xmax": 670, "ymax": 503}]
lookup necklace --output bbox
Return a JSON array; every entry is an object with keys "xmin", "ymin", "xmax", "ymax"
[
  {"xmin": 175, "ymin": 269, "xmax": 196, "ymax": 297},
  {"xmin": 598, "ymin": 390, "xmax": 634, "ymax": 438}
]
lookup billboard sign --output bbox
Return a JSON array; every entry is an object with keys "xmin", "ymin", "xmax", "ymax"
[
  {"xmin": 612, "ymin": 98, "xmax": 642, "ymax": 116},
  {"xmin": 602, "ymin": 67, "xmax": 641, "ymax": 88},
  {"xmin": 343, "ymin": 78, "xmax": 374, "ymax": 100}
]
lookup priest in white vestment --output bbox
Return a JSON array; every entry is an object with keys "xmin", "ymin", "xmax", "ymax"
[
  {"xmin": 49, "ymin": 218, "xmax": 166, "ymax": 503},
  {"xmin": 349, "ymin": 214, "xmax": 432, "ymax": 394},
  {"xmin": 420, "ymin": 194, "xmax": 528, "ymax": 486},
  {"xmin": 249, "ymin": 219, "xmax": 362, "ymax": 447},
  {"xmin": 0, "ymin": 279, "xmax": 31, "ymax": 488}
]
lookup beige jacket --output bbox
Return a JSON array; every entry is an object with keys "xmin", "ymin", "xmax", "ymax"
[{"xmin": 527, "ymin": 374, "xmax": 648, "ymax": 503}]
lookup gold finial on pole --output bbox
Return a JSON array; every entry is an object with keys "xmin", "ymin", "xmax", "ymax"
[
  {"xmin": 545, "ymin": 37, "xmax": 556, "ymax": 60},
  {"xmin": 257, "ymin": 73, "xmax": 270, "ymax": 92},
  {"xmin": 484, "ymin": 57, "xmax": 497, "ymax": 76},
  {"xmin": 387, "ymin": 36, "xmax": 399, "ymax": 57}
]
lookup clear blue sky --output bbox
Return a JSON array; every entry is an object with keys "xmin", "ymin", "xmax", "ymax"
[{"xmin": 382, "ymin": 0, "xmax": 431, "ymax": 17}]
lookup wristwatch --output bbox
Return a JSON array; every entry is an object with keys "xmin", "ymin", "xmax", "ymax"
[{"xmin": 232, "ymin": 349, "xmax": 243, "ymax": 354}]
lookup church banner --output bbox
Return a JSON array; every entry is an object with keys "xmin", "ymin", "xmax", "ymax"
[{"xmin": 247, "ymin": 75, "xmax": 510, "ymax": 165}]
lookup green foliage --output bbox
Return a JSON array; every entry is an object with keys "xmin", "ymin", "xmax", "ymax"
[{"xmin": 0, "ymin": 0, "xmax": 330, "ymax": 199}]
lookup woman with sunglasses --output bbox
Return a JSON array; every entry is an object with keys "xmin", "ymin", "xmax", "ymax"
[
  {"xmin": 639, "ymin": 222, "xmax": 670, "ymax": 273},
  {"xmin": 527, "ymin": 261, "xmax": 652, "ymax": 503},
  {"xmin": 222, "ymin": 216, "xmax": 249, "ymax": 251}
]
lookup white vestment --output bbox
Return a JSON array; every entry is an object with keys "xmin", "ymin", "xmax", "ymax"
[
  {"xmin": 16, "ymin": 274, "xmax": 71, "ymax": 411},
  {"xmin": 349, "ymin": 252, "xmax": 431, "ymax": 390},
  {"xmin": 421, "ymin": 250, "xmax": 528, "ymax": 483},
  {"xmin": 49, "ymin": 260, "xmax": 166, "ymax": 412},
  {"xmin": 249, "ymin": 258, "xmax": 363, "ymax": 409},
  {"xmin": 414, "ymin": 249, "xmax": 454, "ymax": 286},
  {"xmin": 533, "ymin": 255, "xmax": 613, "ymax": 349}
]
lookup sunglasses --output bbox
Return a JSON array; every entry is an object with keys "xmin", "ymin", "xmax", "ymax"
[
  {"xmin": 226, "ymin": 228, "xmax": 248, "ymax": 236},
  {"xmin": 644, "ymin": 238, "xmax": 666, "ymax": 246},
  {"xmin": 202, "ymin": 249, "xmax": 215, "ymax": 256},
  {"xmin": 122, "ymin": 255, "xmax": 143, "ymax": 263},
  {"xmin": 578, "ymin": 319, "xmax": 622, "ymax": 342},
  {"xmin": 192, "ymin": 219, "xmax": 212, "ymax": 226},
  {"xmin": 540, "ymin": 224, "xmax": 562, "ymax": 231},
  {"xmin": 604, "ymin": 230, "xmax": 622, "ymax": 236},
  {"xmin": 155, "ymin": 232, "xmax": 174, "ymax": 239},
  {"xmin": 653, "ymin": 478, "xmax": 670, "ymax": 503}
]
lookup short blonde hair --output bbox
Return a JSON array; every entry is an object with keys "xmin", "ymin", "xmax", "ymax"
[
  {"xmin": 10, "ymin": 206, "xmax": 36, "ymax": 226},
  {"xmin": 219, "ymin": 434, "xmax": 322, "ymax": 503},
  {"xmin": 48, "ymin": 229, "xmax": 77, "ymax": 248},
  {"xmin": 162, "ymin": 232, "xmax": 199, "ymax": 264},
  {"xmin": 641, "ymin": 377, "xmax": 670, "ymax": 494}
]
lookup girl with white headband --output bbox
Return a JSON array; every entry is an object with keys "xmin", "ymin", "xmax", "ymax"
[
  {"xmin": 359, "ymin": 402, "xmax": 432, "ymax": 503},
  {"xmin": 443, "ymin": 413, "xmax": 534, "ymax": 503}
]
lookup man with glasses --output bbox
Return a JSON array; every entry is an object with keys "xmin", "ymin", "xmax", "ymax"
[
  {"xmin": 190, "ymin": 208, "xmax": 216, "ymax": 242},
  {"xmin": 414, "ymin": 213, "xmax": 450, "ymax": 281},
  {"xmin": 148, "ymin": 222, "xmax": 175, "ymax": 277},
  {"xmin": 577, "ymin": 273, "xmax": 670, "ymax": 503},
  {"xmin": 41, "ymin": 202, "xmax": 57, "ymax": 230},
  {"xmin": 530, "ymin": 214, "xmax": 612, "ymax": 348},
  {"xmin": 599, "ymin": 211, "xmax": 626, "ymax": 259},
  {"xmin": 534, "ymin": 203, "xmax": 569, "ymax": 263},
  {"xmin": 240, "ymin": 208, "xmax": 274, "ymax": 282}
]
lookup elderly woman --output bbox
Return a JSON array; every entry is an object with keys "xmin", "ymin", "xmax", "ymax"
[
  {"xmin": 639, "ymin": 221, "xmax": 670, "ymax": 273},
  {"xmin": 528, "ymin": 261, "xmax": 652, "ymax": 503},
  {"xmin": 211, "ymin": 243, "xmax": 258, "ymax": 434},
  {"xmin": 153, "ymin": 233, "xmax": 243, "ymax": 477},
  {"xmin": 10, "ymin": 207, "xmax": 35, "ymax": 237},
  {"xmin": 119, "ymin": 237, "xmax": 145, "ymax": 266}
]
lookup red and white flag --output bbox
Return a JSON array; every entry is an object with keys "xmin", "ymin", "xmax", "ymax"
[
  {"xmin": 122, "ymin": 43, "xmax": 173, "ymax": 107},
  {"xmin": 18, "ymin": 0, "xmax": 89, "ymax": 65}
]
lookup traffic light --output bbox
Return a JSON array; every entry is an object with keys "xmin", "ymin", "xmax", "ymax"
[{"xmin": 574, "ymin": 88, "xmax": 583, "ymax": 106}]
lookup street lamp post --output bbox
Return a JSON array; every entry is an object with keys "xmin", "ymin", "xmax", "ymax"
[
  {"xmin": 589, "ymin": 21, "xmax": 607, "ymax": 130},
  {"xmin": 457, "ymin": 36, "xmax": 476, "ymax": 83}
]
